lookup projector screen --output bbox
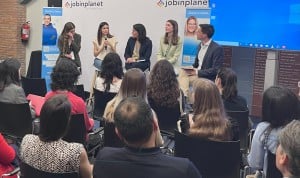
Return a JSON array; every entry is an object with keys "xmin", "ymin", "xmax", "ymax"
[{"xmin": 209, "ymin": 1, "xmax": 300, "ymax": 51}]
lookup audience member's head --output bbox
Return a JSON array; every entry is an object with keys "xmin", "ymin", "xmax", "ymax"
[
  {"xmin": 50, "ymin": 58, "xmax": 80, "ymax": 91},
  {"xmin": 119, "ymin": 68, "xmax": 147, "ymax": 101},
  {"xmin": 39, "ymin": 94, "xmax": 71, "ymax": 142},
  {"xmin": 114, "ymin": 97, "xmax": 156, "ymax": 146},
  {"xmin": 262, "ymin": 86, "xmax": 299, "ymax": 128},
  {"xmin": 189, "ymin": 78, "xmax": 231, "ymax": 141},
  {"xmin": 132, "ymin": 23, "xmax": 147, "ymax": 42},
  {"xmin": 100, "ymin": 52, "xmax": 124, "ymax": 92},
  {"xmin": 0, "ymin": 58, "xmax": 21, "ymax": 91},
  {"xmin": 215, "ymin": 67, "xmax": 238, "ymax": 100},
  {"xmin": 147, "ymin": 60, "xmax": 179, "ymax": 108},
  {"xmin": 276, "ymin": 120, "xmax": 300, "ymax": 177}
]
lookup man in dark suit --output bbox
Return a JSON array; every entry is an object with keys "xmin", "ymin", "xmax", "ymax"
[
  {"xmin": 93, "ymin": 97, "xmax": 202, "ymax": 178},
  {"xmin": 178, "ymin": 24, "xmax": 224, "ymax": 103}
]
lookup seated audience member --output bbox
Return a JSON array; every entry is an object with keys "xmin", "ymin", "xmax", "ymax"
[
  {"xmin": 94, "ymin": 52, "xmax": 123, "ymax": 93},
  {"xmin": 215, "ymin": 67, "xmax": 248, "ymax": 111},
  {"xmin": 20, "ymin": 95, "xmax": 92, "ymax": 177},
  {"xmin": 247, "ymin": 86, "xmax": 299, "ymax": 175},
  {"xmin": 103, "ymin": 68, "xmax": 147, "ymax": 122},
  {"xmin": 45, "ymin": 58, "xmax": 94, "ymax": 136},
  {"xmin": 147, "ymin": 60, "xmax": 183, "ymax": 132},
  {"xmin": 0, "ymin": 59, "xmax": 35, "ymax": 117},
  {"xmin": 124, "ymin": 23, "xmax": 152, "ymax": 71},
  {"xmin": 181, "ymin": 78, "xmax": 233, "ymax": 141},
  {"xmin": 93, "ymin": 97, "xmax": 202, "ymax": 178},
  {"xmin": 276, "ymin": 120, "xmax": 300, "ymax": 178},
  {"xmin": 0, "ymin": 133, "xmax": 17, "ymax": 178}
]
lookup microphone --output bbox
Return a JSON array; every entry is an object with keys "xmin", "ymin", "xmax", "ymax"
[{"xmin": 104, "ymin": 37, "xmax": 107, "ymax": 50}]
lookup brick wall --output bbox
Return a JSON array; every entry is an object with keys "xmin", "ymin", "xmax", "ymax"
[{"xmin": 0, "ymin": 1, "xmax": 26, "ymax": 75}]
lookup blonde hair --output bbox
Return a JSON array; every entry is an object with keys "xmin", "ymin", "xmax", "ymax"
[{"xmin": 189, "ymin": 78, "xmax": 231, "ymax": 141}]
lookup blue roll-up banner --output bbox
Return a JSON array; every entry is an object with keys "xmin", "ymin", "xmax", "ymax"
[
  {"xmin": 41, "ymin": 7, "xmax": 63, "ymax": 91},
  {"xmin": 181, "ymin": 8, "xmax": 211, "ymax": 66}
]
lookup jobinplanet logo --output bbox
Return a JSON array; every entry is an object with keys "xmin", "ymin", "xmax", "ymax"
[
  {"xmin": 64, "ymin": 1, "xmax": 104, "ymax": 8},
  {"xmin": 157, "ymin": 0, "xmax": 208, "ymax": 8}
]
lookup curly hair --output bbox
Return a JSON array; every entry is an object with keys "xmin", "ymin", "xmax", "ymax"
[
  {"xmin": 147, "ymin": 60, "xmax": 180, "ymax": 108},
  {"xmin": 100, "ymin": 52, "xmax": 124, "ymax": 92},
  {"xmin": 50, "ymin": 58, "xmax": 80, "ymax": 91}
]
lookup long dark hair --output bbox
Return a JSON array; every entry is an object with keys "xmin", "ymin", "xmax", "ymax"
[
  {"xmin": 133, "ymin": 24, "xmax": 147, "ymax": 43},
  {"xmin": 97, "ymin": 22, "xmax": 113, "ymax": 45},
  {"xmin": 217, "ymin": 67, "xmax": 238, "ymax": 100},
  {"xmin": 164, "ymin": 19, "xmax": 179, "ymax": 45},
  {"xmin": 262, "ymin": 86, "xmax": 299, "ymax": 128},
  {"xmin": 0, "ymin": 58, "xmax": 21, "ymax": 91},
  {"xmin": 100, "ymin": 53, "xmax": 124, "ymax": 92}
]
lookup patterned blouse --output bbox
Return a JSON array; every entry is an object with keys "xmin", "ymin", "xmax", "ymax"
[{"xmin": 20, "ymin": 134, "xmax": 83, "ymax": 173}]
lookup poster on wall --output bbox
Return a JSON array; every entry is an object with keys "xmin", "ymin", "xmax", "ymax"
[
  {"xmin": 41, "ymin": 7, "xmax": 63, "ymax": 91},
  {"xmin": 181, "ymin": 8, "xmax": 210, "ymax": 66}
]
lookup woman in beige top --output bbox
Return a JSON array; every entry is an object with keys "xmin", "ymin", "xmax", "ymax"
[{"xmin": 93, "ymin": 22, "xmax": 117, "ymax": 70}]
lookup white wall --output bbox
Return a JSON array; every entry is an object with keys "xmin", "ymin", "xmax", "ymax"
[{"xmin": 25, "ymin": 0, "xmax": 47, "ymax": 71}]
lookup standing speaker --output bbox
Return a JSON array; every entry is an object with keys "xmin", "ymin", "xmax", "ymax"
[{"xmin": 48, "ymin": 0, "xmax": 62, "ymax": 7}]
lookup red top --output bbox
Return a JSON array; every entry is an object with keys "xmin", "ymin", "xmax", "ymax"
[
  {"xmin": 0, "ymin": 133, "xmax": 16, "ymax": 177},
  {"xmin": 45, "ymin": 91, "xmax": 94, "ymax": 132}
]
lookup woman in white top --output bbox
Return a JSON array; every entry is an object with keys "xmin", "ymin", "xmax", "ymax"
[
  {"xmin": 93, "ymin": 22, "xmax": 117, "ymax": 70},
  {"xmin": 157, "ymin": 19, "xmax": 182, "ymax": 71},
  {"xmin": 95, "ymin": 52, "xmax": 123, "ymax": 93}
]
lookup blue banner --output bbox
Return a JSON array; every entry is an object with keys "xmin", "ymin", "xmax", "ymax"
[
  {"xmin": 181, "ymin": 8, "xmax": 211, "ymax": 66},
  {"xmin": 42, "ymin": 7, "xmax": 62, "ymax": 91}
]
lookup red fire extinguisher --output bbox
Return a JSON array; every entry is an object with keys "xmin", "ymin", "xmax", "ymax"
[{"xmin": 21, "ymin": 21, "xmax": 30, "ymax": 42}]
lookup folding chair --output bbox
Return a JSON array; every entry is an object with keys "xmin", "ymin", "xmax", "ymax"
[
  {"xmin": 174, "ymin": 130, "xmax": 240, "ymax": 178},
  {"xmin": 21, "ymin": 76, "xmax": 47, "ymax": 97}
]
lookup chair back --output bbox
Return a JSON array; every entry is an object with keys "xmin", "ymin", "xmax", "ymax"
[
  {"xmin": 21, "ymin": 76, "xmax": 47, "ymax": 97},
  {"xmin": 174, "ymin": 130, "xmax": 240, "ymax": 178},
  {"xmin": 103, "ymin": 122, "xmax": 124, "ymax": 147},
  {"xmin": 0, "ymin": 102, "xmax": 32, "ymax": 138},
  {"xmin": 26, "ymin": 50, "xmax": 42, "ymax": 78},
  {"xmin": 63, "ymin": 114, "xmax": 86, "ymax": 145},
  {"xmin": 152, "ymin": 105, "xmax": 180, "ymax": 133},
  {"xmin": 93, "ymin": 88, "xmax": 117, "ymax": 120},
  {"xmin": 73, "ymin": 84, "xmax": 85, "ymax": 101},
  {"xmin": 266, "ymin": 151, "xmax": 282, "ymax": 178},
  {"xmin": 226, "ymin": 110, "xmax": 249, "ymax": 151},
  {"xmin": 20, "ymin": 162, "xmax": 79, "ymax": 178}
]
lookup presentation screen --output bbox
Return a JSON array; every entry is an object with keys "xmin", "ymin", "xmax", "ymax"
[{"xmin": 209, "ymin": 1, "xmax": 300, "ymax": 51}]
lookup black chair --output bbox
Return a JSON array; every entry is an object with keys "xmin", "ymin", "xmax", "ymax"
[
  {"xmin": 0, "ymin": 102, "xmax": 32, "ymax": 138},
  {"xmin": 26, "ymin": 50, "xmax": 42, "ymax": 78},
  {"xmin": 73, "ymin": 84, "xmax": 85, "ymax": 101},
  {"xmin": 266, "ymin": 151, "xmax": 282, "ymax": 178},
  {"xmin": 21, "ymin": 76, "xmax": 47, "ymax": 97},
  {"xmin": 62, "ymin": 114, "xmax": 103, "ymax": 157},
  {"xmin": 174, "ymin": 130, "xmax": 240, "ymax": 178},
  {"xmin": 103, "ymin": 122, "xmax": 124, "ymax": 148},
  {"xmin": 20, "ymin": 162, "xmax": 79, "ymax": 178},
  {"xmin": 93, "ymin": 88, "xmax": 117, "ymax": 120},
  {"xmin": 63, "ymin": 114, "xmax": 86, "ymax": 145},
  {"xmin": 226, "ymin": 110, "xmax": 250, "ymax": 152}
]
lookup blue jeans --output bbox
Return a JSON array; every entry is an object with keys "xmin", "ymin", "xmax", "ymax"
[{"xmin": 93, "ymin": 58, "xmax": 102, "ymax": 70}]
